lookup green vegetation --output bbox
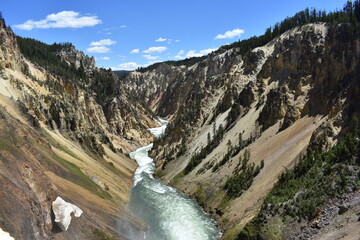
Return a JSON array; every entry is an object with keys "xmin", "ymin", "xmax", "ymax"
[
  {"xmin": 0, "ymin": 138, "xmax": 19, "ymax": 152},
  {"xmin": 171, "ymin": 171, "xmax": 185, "ymax": 185},
  {"xmin": 136, "ymin": 56, "xmax": 206, "ymax": 72},
  {"xmin": 223, "ymin": 150, "xmax": 264, "ymax": 198},
  {"xmin": 138, "ymin": 1, "xmax": 360, "ymax": 72},
  {"xmin": 195, "ymin": 131, "xmax": 258, "ymax": 175},
  {"xmin": 16, "ymin": 37, "xmax": 87, "ymax": 84},
  {"xmin": 194, "ymin": 184, "xmax": 206, "ymax": 207},
  {"xmin": 212, "ymin": 86, "xmax": 237, "ymax": 120},
  {"xmin": 112, "ymin": 70, "xmax": 130, "ymax": 79},
  {"xmin": 93, "ymin": 229, "xmax": 116, "ymax": 240},
  {"xmin": 212, "ymin": 140, "xmax": 234, "ymax": 172},
  {"xmin": 176, "ymin": 144, "xmax": 187, "ymax": 157},
  {"xmin": 58, "ymin": 145, "xmax": 82, "ymax": 161},
  {"xmin": 230, "ymin": 132, "xmax": 257, "ymax": 158},
  {"xmin": 219, "ymin": 0, "xmax": 360, "ymax": 56},
  {"xmin": 184, "ymin": 123, "xmax": 225, "ymax": 174},
  {"xmin": 263, "ymin": 117, "xmax": 359, "ymax": 218},
  {"xmin": 239, "ymin": 116, "xmax": 360, "ymax": 239},
  {"xmin": 0, "ymin": 11, "xmax": 6, "ymax": 27},
  {"xmin": 90, "ymin": 69, "xmax": 117, "ymax": 104},
  {"xmin": 16, "ymin": 100, "xmax": 40, "ymax": 128},
  {"xmin": 197, "ymin": 161, "xmax": 214, "ymax": 175},
  {"xmin": 16, "ymin": 37, "xmax": 120, "ymax": 106},
  {"xmin": 52, "ymin": 153, "xmax": 111, "ymax": 200},
  {"xmin": 226, "ymin": 103, "xmax": 241, "ymax": 128}
]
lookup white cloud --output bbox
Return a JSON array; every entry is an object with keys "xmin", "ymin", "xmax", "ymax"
[
  {"xmin": 175, "ymin": 40, "xmax": 180, "ymax": 42},
  {"xmin": 87, "ymin": 46, "xmax": 110, "ymax": 53},
  {"xmin": 130, "ymin": 49, "xmax": 140, "ymax": 54},
  {"xmin": 14, "ymin": 11, "xmax": 101, "ymax": 30},
  {"xmin": 155, "ymin": 37, "xmax": 167, "ymax": 42},
  {"xmin": 143, "ymin": 55, "xmax": 159, "ymax": 60},
  {"xmin": 198, "ymin": 48, "xmax": 217, "ymax": 55},
  {"xmin": 105, "ymin": 25, "xmax": 127, "ymax": 31},
  {"xmin": 143, "ymin": 46, "xmax": 168, "ymax": 53},
  {"xmin": 115, "ymin": 62, "xmax": 141, "ymax": 70},
  {"xmin": 95, "ymin": 56, "xmax": 110, "ymax": 60},
  {"xmin": 214, "ymin": 28, "xmax": 244, "ymax": 39},
  {"xmin": 90, "ymin": 39, "xmax": 116, "ymax": 46},
  {"xmin": 175, "ymin": 50, "xmax": 185, "ymax": 59},
  {"xmin": 175, "ymin": 48, "xmax": 217, "ymax": 59}
]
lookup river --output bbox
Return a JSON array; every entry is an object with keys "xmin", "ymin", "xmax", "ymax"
[{"xmin": 128, "ymin": 119, "xmax": 221, "ymax": 240}]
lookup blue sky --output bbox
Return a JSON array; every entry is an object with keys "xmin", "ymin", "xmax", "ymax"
[{"xmin": 2, "ymin": 0, "xmax": 345, "ymax": 70}]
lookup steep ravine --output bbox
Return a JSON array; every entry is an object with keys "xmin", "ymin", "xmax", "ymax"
[
  {"xmin": 0, "ymin": 17, "xmax": 157, "ymax": 239},
  {"xmin": 1, "ymin": 11, "xmax": 360, "ymax": 240},
  {"xmin": 124, "ymin": 22, "xmax": 360, "ymax": 239},
  {"xmin": 128, "ymin": 119, "xmax": 221, "ymax": 240}
]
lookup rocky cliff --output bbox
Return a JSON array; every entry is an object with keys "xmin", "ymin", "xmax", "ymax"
[
  {"xmin": 124, "ymin": 22, "xmax": 360, "ymax": 239},
  {"xmin": 1, "ymin": 9, "xmax": 360, "ymax": 240},
  {"xmin": 0, "ymin": 17, "xmax": 158, "ymax": 239}
]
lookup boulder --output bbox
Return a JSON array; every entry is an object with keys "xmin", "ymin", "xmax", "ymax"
[{"xmin": 52, "ymin": 196, "xmax": 83, "ymax": 231}]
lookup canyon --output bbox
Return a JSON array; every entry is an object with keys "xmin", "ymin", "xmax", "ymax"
[{"xmin": 0, "ymin": 8, "xmax": 360, "ymax": 240}]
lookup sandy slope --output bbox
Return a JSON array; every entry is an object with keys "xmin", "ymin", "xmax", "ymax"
[
  {"xmin": 221, "ymin": 116, "xmax": 325, "ymax": 238},
  {"xmin": 164, "ymin": 112, "xmax": 325, "ymax": 240},
  {"xmin": 0, "ymin": 68, "xmax": 144, "ymax": 239}
]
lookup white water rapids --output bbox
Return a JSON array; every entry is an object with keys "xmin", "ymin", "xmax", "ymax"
[{"xmin": 128, "ymin": 118, "xmax": 221, "ymax": 240}]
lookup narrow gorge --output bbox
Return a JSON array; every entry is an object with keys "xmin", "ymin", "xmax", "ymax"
[
  {"xmin": 129, "ymin": 119, "xmax": 221, "ymax": 240},
  {"xmin": 0, "ymin": 2, "xmax": 360, "ymax": 240}
]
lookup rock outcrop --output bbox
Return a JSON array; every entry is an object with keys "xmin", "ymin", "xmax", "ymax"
[
  {"xmin": 57, "ymin": 44, "xmax": 95, "ymax": 74},
  {"xmin": 0, "ymin": 16, "xmax": 148, "ymax": 240},
  {"xmin": 123, "ymin": 22, "xmax": 360, "ymax": 239},
  {"xmin": 1, "ymin": 9, "xmax": 360, "ymax": 240},
  {"xmin": 52, "ymin": 197, "xmax": 82, "ymax": 231}
]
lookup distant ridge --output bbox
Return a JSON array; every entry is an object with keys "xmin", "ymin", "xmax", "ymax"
[{"xmin": 112, "ymin": 70, "xmax": 131, "ymax": 78}]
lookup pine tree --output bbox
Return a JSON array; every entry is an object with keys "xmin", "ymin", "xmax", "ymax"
[
  {"xmin": 207, "ymin": 132, "xmax": 211, "ymax": 146},
  {"xmin": 238, "ymin": 133, "xmax": 243, "ymax": 148}
]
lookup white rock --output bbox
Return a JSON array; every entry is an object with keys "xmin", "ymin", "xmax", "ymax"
[
  {"xmin": 0, "ymin": 227, "xmax": 15, "ymax": 240},
  {"xmin": 52, "ymin": 196, "xmax": 83, "ymax": 231}
]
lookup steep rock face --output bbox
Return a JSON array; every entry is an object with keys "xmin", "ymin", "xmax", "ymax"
[
  {"xmin": 124, "ymin": 48, "xmax": 246, "ymax": 165},
  {"xmin": 0, "ymin": 106, "xmax": 144, "ymax": 240},
  {"xmin": 0, "ymin": 20, "xmax": 24, "ymax": 72},
  {"xmin": 0, "ymin": 18, "xmax": 153, "ymax": 239},
  {"xmin": 237, "ymin": 82, "xmax": 255, "ymax": 108},
  {"xmin": 132, "ymin": 23, "xmax": 359, "ymax": 164},
  {"xmin": 125, "ymin": 49, "xmax": 242, "ymax": 120},
  {"xmin": 1, "ymin": 22, "xmax": 155, "ymax": 153},
  {"xmin": 57, "ymin": 44, "xmax": 95, "ymax": 74},
  {"xmin": 258, "ymin": 88, "xmax": 287, "ymax": 130},
  {"xmin": 125, "ymin": 23, "xmax": 360, "ymax": 239}
]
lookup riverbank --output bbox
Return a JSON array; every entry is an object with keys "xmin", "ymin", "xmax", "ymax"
[{"xmin": 128, "ymin": 119, "xmax": 221, "ymax": 240}]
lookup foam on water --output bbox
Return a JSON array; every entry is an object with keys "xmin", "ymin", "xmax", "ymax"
[
  {"xmin": 128, "ymin": 119, "xmax": 221, "ymax": 240},
  {"xmin": 148, "ymin": 118, "xmax": 169, "ymax": 138}
]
